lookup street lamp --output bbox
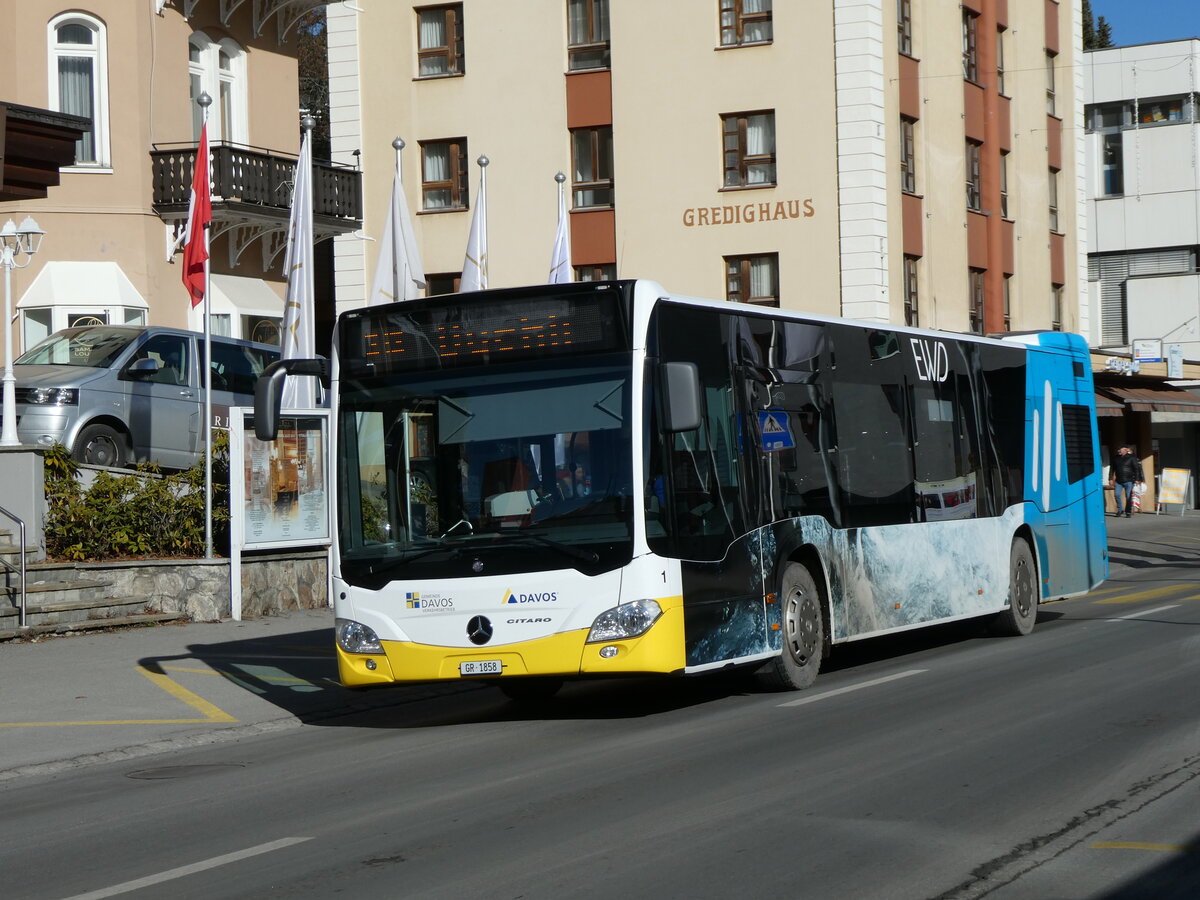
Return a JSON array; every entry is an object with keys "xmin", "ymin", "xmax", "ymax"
[{"xmin": 1, "ymin": 215, "xmax": 45, "ymax": 447}]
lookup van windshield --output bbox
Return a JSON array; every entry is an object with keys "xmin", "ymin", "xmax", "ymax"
[{"xmin": 15, "ymin": 327, "xmax": 141, "ymax": 368}]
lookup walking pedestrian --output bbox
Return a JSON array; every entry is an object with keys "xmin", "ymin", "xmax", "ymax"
[{"xmin": 1110, "ymin": 445, "xmax": 1144, "ymax": 517}]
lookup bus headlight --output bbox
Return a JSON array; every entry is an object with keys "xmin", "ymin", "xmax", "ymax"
[
  {"xmin": 336, "ymin": 618, "xmax": 383, "ymax": 654},
  {"xmin": 587, "ymin": 599, "xmax": 662, "ymax": 643}
]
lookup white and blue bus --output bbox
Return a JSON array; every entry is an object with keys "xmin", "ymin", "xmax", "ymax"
[{"xmin": 256, "ymin": 280, "xmax": 1107, "ymax": 696}]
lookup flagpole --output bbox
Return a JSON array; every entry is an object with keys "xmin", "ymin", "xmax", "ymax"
[
  {"xmin": 392, "ymin": 136, "xmax": 404, "ymax": 302},
  {"xmin": 477, "ymin": 155, "xmax": 488, "ymax": 289},
  {"xmin": 197, "ymin": 91, "xmax": 214, "ymax": 560}
]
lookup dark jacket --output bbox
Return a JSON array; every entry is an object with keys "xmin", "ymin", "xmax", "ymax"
[{"xmin": 1111, "ymin": 453, "xmax": 1144, "ymax": 484}]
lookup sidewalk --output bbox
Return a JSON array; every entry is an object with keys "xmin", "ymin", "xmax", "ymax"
[
  {"xmin": 2, "ymin": 508, "xmax": 1197, "ymax": 782},
  {"xmin": 0, "ymin": 607, "xmax": 480, "ymax": 782}
]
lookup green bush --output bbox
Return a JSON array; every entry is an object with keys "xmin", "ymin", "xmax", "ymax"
[{"xmin": 44, "ymin": 435, "xmax": 231, "ymax": 560}]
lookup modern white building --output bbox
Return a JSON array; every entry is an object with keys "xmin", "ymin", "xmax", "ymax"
[{"xmin": 1084, "ymin": 39, "xmax": 1200, "ymax": 506}]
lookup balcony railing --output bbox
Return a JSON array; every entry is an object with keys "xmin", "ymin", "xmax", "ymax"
[{"xmin": 150, "ymin": 142, "xmax": 362, "ymax": 227}]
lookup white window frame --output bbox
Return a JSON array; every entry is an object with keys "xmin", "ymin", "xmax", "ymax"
[
  {"xmin": 48, "ymin": 12, "xmax": 111, "ymax": 170},
  {"xmin": 189, "ymin": 32, "xmax": 248, "ymax": 145}
]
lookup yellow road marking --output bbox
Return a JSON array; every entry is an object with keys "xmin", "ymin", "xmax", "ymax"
[
  {"xmin": 163, "ymin": 664, "xmax": 318, "ymax": 686},
  {"xmin": 1092, "ymin": 584, "xmax": 1199, "ymax": 605},
  {"xmin": 0, "ymin": 665, "xmax": 236, "ymax": 727},
  {"xmin": 1093, "ymin": 842, "xmax": 1187, "ymax": 852}
]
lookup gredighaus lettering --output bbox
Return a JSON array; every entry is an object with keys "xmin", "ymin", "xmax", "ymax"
[{"xmin": 682, "ymin": 198, "xmax": 814, "ymax": 227}]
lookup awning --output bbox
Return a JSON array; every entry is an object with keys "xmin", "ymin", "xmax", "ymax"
[
  {"xmin": 18, "ymin": 261, "xmax": 149, "ymax": 309},
  {"xmin": 1094, "ymin": 392, "xmax": 1125, "ymax": 417},
  {"xmin": 1099, "ymin": 384, "xmax": 1200, "ymax": 414},
  {"xmin": 207, "ymin": 274, "xmax": 284, "ymax": 316}
]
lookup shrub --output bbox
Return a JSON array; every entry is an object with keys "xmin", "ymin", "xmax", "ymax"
[{"xmin": 43, "ymin": 435, "xmax": 231, "ymax": 560}]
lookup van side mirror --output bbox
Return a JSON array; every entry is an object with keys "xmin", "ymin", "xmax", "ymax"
[
  {"xmin": 661, "ymin": 361, "xmax": 702, "ymax": 433},
  {"xmin": 126, "ymin": 357, "xmax": 159, "ymax": 380},
  {"xmin": 254, "ymin": 358, "xmax": 329, "ymax": 440}
]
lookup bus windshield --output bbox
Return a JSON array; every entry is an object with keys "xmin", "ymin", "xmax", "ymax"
[{"xmin": 338, "ymin": 354, "xmax": 635, "ymax": 586}]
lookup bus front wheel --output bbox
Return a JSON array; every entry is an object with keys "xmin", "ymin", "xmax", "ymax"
[
  {"xmin": 759, "ymin": 563, "xmax": 824, "ymax": 691},
  {"xmin": 995, "ymin": 538, "xmax": 1037, "ymax": 636}
]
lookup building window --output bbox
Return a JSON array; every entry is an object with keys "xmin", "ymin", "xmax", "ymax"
[
  {"xmin": 575, "ymin": 264, "xmax": 616, "ymax": 281},
  {"xmin": 49, "ymin": 13, "xmax": 109, "ymax": 166},
  {"xmin": 900, "ymin": 117, "xmax": 917, "ymax": 194},
  {"xmin": 1101, "ymin": 133, "xmax": 1124, "ymax": 196},
  {"xmin": 903, "ymin": 255, "xmax": 919, "ymax": 327},
  {"xmin": 571, "ymin": 126, "xmax": 614, "ymax": 208},
  {"xmin": 897, "ymin": 0, "xmax": 913, "ymax": 56},
  {"xmin": 1049, "ymin": 169, "xmax": 1059, "ymax": 232},
  {"xmin": 426, "ymin": 273, "xmax": 461, "ymax": 295},
  {"xmin": 969, "ymin": 269, "xmax": 985, "ymax": 334},
  {"xmin": 1086, "ymin": 102, "xmax": 1129, "ymax": 132},
  {"xmin": 725, "ymin": 254, "xmax": 779, "ymax": 306},
  {"xmin": 962, "ymin": 11, "xmax": 978, "ymax": 82},
  {"xmin": 996, "ymin": 29, "xmax": 1006, "ymax": 94},
  {"xmin": 1002, "ymin": 275, "xmax": 1012, "ymax": 331},
  {"xmin": 1046, "ymin": 52, "xmax": 1056, "ymax": 116},
  {"xmin": 420, "ymin": 139, "xmax": 469, "ymax": 210},
  {"xmin": 1051, "ymin": 285, "xmax": 1063, "ymax": 331},
  {"xmin": 999, "ymin": 150, "xmax": 1009, "ymax": 218},
  {"xmin": 720, "ymin": 0, "xmax": 773, "ymax": 47},
  {"xmin": 966, "ymin": 141, "xmax": 982, "ymax": 212},
  {"xmin": 722, "ymin": 111, "xmax": 776, "ymax": 188},
  {"xmin": 567, "ymin": 0, "xmax": 610, "ymax": 70},
  {"xmin": 417, "ymin": 4, "xmax": 464, "ymax": 77},
  {"xmin": 189, "ymin": 33, "xmax": 247, "ymax": 144},
  {"xmin": 1138, "ymin": 96, "xmax": 1187, "ymax": 125}
]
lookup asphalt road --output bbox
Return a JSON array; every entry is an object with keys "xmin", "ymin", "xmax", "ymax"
[{"xmin": 1, "ymin": 513, "xmax": 1198, "ymax": 899}]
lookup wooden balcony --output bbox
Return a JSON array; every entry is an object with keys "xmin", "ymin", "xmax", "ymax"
[{"xmin": 151, "ymin": 142, "xmax": 361, "ymax": 269}]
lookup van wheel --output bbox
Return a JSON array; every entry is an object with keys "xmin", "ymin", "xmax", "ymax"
[
  {"xmin": 994, "ymin": 538, "xmax": 1037, "ymax": 636},
  {"xmin": 73, "ymin": 424, "xmax": 128, "ymax": 469},
  {"xmin": 758, "ymin": 563, "xmax": 825, "ymax": 691}
]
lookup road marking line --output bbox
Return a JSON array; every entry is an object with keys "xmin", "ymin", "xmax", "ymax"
[
  {"xmin": 136, "ymin": 665, "xmax": 238, "ymax": 722},
  {"xmin": 1093, "ymin": 841, "xmax": 1186, "ymax": 852},
  {"xmin": 164, "ymin": 664, "xmax": 320, "ymax": 686},
  {"xmin": 1092, "ymin": 584, "xmax": 1198, "ymax": 605},
  {"xmin": 61, "ymin": 836, "xmax": 313, "ymax": 899},
  {"xmin": 778, "ymin": 669, "xmax": 927, "ymax": 708},
  {"xmin": 1106, "ymin": 604, "xmax": 1180, "ymax": 622}
]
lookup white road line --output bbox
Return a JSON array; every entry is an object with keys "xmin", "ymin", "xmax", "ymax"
[
  {"xmin": 62, "ymin": 836, "xmax": 313, "ymax": 899},
  {"xmin": 778, "ymin": 669, "xmax": 928, "ymax": 708},
  {"xmin": 1106, "ymin": 604, "xmax": 1181, "ymax": 622}
]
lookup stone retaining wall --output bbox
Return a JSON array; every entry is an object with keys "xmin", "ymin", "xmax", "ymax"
[{"xmin": 33, "ymin": 549, "xmax": 328, "ymax": 621}]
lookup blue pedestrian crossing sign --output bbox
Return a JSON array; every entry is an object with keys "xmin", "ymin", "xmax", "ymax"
[{"xmin": 757, "ymin": 410, "xmax": 795, "ymax": 452}]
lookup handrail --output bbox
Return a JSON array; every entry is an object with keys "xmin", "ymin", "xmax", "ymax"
[{"xmin": 0, "ymin": 504, "xmax": 27, "ymax": 628}]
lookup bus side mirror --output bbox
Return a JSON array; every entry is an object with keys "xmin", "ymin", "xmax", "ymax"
[
  {"xmin": 661, "ymin": 361, "xmax": 702, "ymax": 433},
  {"xmin": 254, "ymin": 358, "xmax": 329, "ymax": 441}
]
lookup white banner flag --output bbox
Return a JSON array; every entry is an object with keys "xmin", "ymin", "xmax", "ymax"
[
  {"xmin": 280, "ymin": 125, "xmax": 316, "ymax": 409},
  {"xmin": 460, "ymin": 157, "xmax": 488, "ymax": 292},
  {"xmin": 368, "ymin": 158, "xmax": 426, "ymax": 305},
  {"xmin": 548, "ymin": 176, "xmax": 571, "ymax": 284}
]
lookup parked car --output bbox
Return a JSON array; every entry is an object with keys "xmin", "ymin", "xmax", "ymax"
[{"xmin": 13, "ymin": 325, "xmax": 279, "ymax": 469}]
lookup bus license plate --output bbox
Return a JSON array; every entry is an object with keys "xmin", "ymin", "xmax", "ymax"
[{"xmin": 459, "ymin": 659, "xmax": 502, "ymax": 676}]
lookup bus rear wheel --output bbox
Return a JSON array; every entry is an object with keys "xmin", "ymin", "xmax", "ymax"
[
  {"xmin": 759, "ymin": 563, "xmax": 824, "ymax": 691},
  {"xmin": 995, "ymin": 538, "xmax": 1037, "ymax": 636}
]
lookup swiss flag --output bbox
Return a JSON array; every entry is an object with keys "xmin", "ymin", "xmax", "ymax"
[{"xmin": 181, "ymin": 124, "xmax": 211, "ymax": 307}]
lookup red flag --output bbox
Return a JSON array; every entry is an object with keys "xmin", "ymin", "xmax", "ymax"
[{"xmin": 181, "ymin": 124, "xmax": 211, "ymax": 307}]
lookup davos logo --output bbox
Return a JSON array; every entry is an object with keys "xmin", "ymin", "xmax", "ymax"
[
  {"xmin": 406, "ymin": 592, "xmax": 454, "ymax": 611},
  {"xmin": 910, "ymin": 338, "xmax": 949, "ymax": 383},
  {"xmin": 506, "ymin": 617, "xmax": 552, "ymax": 625},
  {"xmin": 502, "ymin": 589, "xmax": 559, "ymax": 605}
]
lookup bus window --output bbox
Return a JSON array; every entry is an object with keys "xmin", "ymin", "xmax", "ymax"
[{"xmin": 831, "ymin": 380, "xmax": 915, "ymax": 527}]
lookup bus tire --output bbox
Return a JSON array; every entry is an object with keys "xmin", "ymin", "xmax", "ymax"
[
  {"xmin": 759, "ymin": 563, "xmax": 824, "ymax": 691},
  {"xmin": 498, "ymin": 678, "xmax": 563, "ymax": 703},
  {"xmin": 73, "ymin": 423, "xmax": 128, "ymax": 469},
  {"xmin": 995, "ymin": 538, "xmax": 1037, "ymax": 636}
]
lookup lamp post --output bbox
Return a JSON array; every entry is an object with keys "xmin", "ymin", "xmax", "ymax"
[{"xmin": 1, "ymin": 216, "xmax": 44, "ymax": 447}]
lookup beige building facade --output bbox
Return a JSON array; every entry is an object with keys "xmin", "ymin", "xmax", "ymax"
[
  {"xmin": 331, "ymin": 0, "xmax": 1083, "ymax": 336},
  {"xmin": 0, "ymin": 0, "xmax": 358, "ymax": 363}
]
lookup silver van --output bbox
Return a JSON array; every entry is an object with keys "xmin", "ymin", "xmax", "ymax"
[{"xmin": 13, "ymin": 325, "xmax": 279, "ymax": 469}]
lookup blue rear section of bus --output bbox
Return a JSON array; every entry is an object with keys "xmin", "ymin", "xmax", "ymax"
[{"xmin": 1021, "ymin": 332, "xmax": 1108, "ymax": 598}]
